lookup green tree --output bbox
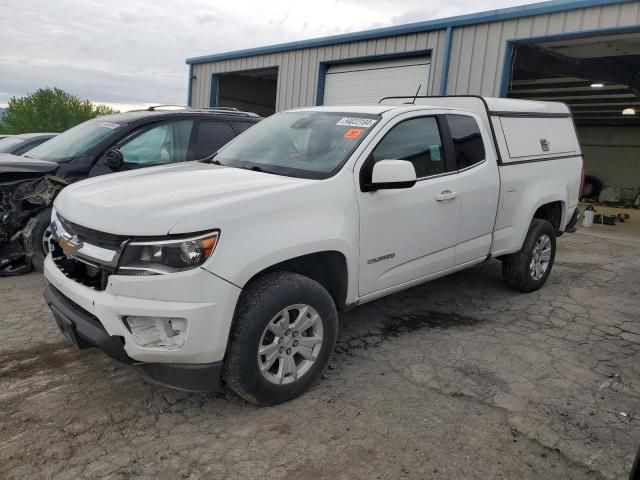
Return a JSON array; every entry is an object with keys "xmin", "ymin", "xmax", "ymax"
[{"xmin": 0, "ymin": 87, "xmax": 118, "ymax": 134}]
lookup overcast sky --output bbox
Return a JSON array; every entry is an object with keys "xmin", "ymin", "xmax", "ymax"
[{"xmin": 0, "ymin": 0, "xmax": 545, "ymax": 109}]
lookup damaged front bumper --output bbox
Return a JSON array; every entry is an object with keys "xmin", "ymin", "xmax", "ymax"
[{"xmin": 0, "ymin": 175, "xmax": 66, "ymax": 275}]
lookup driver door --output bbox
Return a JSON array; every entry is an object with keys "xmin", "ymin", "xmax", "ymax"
[{"xmin": 357, "ymin": 114, "xmax": 461, "ymax": 297}]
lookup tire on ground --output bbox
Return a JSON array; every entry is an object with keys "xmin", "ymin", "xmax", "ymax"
[
  {"xmin": 223, "ymin": 271, "xmax": 338, "ymax": 405},
  {"xmin": 502, "ymin": 218, "xmax": 556, "ymax": 293},
  {"xmin": 28, "ymin": 207, "xmax": 52, "ymax": 272}
]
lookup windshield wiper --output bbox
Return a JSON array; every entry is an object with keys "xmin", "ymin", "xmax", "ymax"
[{"xmin": 200, "ymin": 152, "xmax": 222, "ymax": 165}]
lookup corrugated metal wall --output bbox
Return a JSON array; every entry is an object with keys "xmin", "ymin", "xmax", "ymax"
[
  {"xmin": 191, "ymin": 30, "xmax": 446, "ymax": 110},
  {"xmin": 579, "ymin": 126, "xmax": 640, "ymax": 192},
  {"xmin": 446, "ymin": 1, "xmax": 640, "ymax": 95},
  {"xmin": 190, "ymin": 1, "xmax": 640, "ymax": 109}
]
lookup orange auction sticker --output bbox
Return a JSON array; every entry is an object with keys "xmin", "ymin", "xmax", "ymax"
[{"xmin": 343, "ymin": 128, "xmax": 364, "ymax": 139}]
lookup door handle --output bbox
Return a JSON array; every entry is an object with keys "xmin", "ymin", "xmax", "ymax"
[{"xmin": 436, "ymin": 190, "xmax": 458, "ymax": 201}]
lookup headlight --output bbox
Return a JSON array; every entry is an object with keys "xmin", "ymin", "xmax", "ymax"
[{"xmin": 118, "ymin": 231, "xmax": 219, "ymax": 275}]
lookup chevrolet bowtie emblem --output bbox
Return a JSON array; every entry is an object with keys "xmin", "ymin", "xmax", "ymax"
[{"xmin": 59, "ymin": 235, "xmax": 83, "ymax": 257}]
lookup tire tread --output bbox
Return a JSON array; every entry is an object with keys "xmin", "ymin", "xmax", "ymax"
[
  {"xmin": 502, "ymin": 218, "xmax": 556, "ymax": 293},
  {"xmin": 223, "ymin": 271, "xmax": 338, "ymax": 405}
]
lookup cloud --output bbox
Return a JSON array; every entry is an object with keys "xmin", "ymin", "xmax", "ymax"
[
  {"xmin": 195, "ymin": 12, "xmax": 221, "ymax": 25},
  {"xmin": 118, "ymin": 10, "xmax": 138, "ymax": 24},
  {"xmin": 0, "ymin": 0, "xmax": 545, "ymax": 105}
]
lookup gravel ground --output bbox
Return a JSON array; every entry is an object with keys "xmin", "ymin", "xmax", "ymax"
[{"xmin": 1, "ymin": 231, "xmax": 639, "ymax": 480}]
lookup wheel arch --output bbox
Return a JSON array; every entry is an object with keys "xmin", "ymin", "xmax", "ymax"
[
  {"xmin": 508, "ymin": 196, "xmax": 566, "ymax": 255},
  {"xmin": 532, "ymin": 200, "xmax": 565, "ymax": 234},
  {"xmin": 241, "ymin": 250, "xmax": 350, "ymax": 312}
]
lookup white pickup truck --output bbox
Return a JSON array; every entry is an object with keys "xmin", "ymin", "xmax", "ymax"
[{"xmin": 43, "ymin": 96, "xmax": 582, "ymax": 405}]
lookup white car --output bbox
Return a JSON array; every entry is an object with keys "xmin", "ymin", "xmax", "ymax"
[{"xmin": 43, "ymin": 96, "xmax": 582, "ymax": 405}]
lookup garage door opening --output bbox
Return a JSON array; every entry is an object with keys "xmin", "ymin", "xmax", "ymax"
[
  {"xmin": 212, "ymin": 68, "xmax": 278, "ymax": 117},
  {"xmin": 505, "ymin": 30, "xmax": 640, "ymax": 236},
  {"xmin": 322, "ymin": 56, "xmax": 431, "ymax": 105}
]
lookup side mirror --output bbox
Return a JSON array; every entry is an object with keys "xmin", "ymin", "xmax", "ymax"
[
  {"xmin": 366, "ymin": 160, "xmax": 417, "ymax": 190},
  {"xmin": 105, "ymin": 149, "xmax": 124, "ymax": 171}
]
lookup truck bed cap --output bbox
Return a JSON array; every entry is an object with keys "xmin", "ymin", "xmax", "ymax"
[{"xmin": 483, "ymin": 97, "xmax": 570, "ymax": 116}]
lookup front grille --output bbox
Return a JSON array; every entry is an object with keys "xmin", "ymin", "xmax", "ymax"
[
  {"xmin": 52, "ymin": 241, "xmax": 112, "ymax": 291},
  {"xmin": 58, "ymin": 214, "xmax": 129, "ymax": 250}
]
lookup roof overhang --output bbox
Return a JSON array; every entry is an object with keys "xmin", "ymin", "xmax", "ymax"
[{"xmin": 186, "ymin": 0, "xmax": 636, "ymax": 65}]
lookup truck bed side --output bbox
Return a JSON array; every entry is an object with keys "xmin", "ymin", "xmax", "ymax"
[{"xmin": 489, "ymin": 113, "xmax": 583, "ymax": 257}]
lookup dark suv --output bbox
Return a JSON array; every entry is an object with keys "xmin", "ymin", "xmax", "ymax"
[{"xmin": 0, "ymin": 106, "xmax": 261, "ymax": 275}]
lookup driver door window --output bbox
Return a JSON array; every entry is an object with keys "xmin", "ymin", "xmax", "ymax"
[
  {"xmin": 372, "ymin": 117, "xmax": 444, "ymax": 178},
  {"xmin": 120, "ymin": 120, "xmax": 194, "ymax": 165}
]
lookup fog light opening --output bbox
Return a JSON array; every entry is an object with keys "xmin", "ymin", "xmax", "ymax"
[{"xmin": 124, "ymin": 316, "xmax": 187, "ymax": 349}]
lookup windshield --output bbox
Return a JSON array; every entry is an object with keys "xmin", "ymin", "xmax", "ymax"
[
  {"xmin": 215, "ymin": 111, "xmax": 380, "ymax": 179},
  {"xmin": 26, "ymin": 119, "xmax": 121, "ymax": 161},
  {"xmin": 0, "ymin": 137, "xmax": 25, "ymax": 153}
]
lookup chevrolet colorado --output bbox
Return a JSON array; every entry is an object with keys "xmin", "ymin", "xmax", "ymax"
[{"xmin": 43, "ymin": 96, "xmax": 582, "ymax": 405}]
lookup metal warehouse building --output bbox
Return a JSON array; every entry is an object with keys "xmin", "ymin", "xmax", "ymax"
[{"xmin": 187, "ymin": 0, "xmax": 640, "ymax": 201}]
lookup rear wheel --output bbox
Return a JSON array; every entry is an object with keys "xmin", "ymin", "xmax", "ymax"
[
  {"xmin": 502, "ymin": 218, "xmax": 556, "ymax": 293},
  {"xmin": 223, "ymin": 272, "xmax": 338, "ymax": 405}
]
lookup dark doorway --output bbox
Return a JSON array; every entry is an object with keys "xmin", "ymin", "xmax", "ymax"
[
  {"xmin": 213, "ymin": 68, "xmax": 278, "ymax": 117},
  {"xmin": 505, "ymin": 31, "xmax": 640, "ymax": 209}
]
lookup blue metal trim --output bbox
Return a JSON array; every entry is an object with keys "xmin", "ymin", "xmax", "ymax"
[
  {"xmin": 186, "ymin": 0, "xmax": 635, "ymax": 65},
  {"xmin": 438, "ymin": 27, "xmax": 453, "ymax": 96},
  {"xmin": 315, "ymin": 63, "xmax": 328, "ymax": 106},
  {"xmin": 507, "ymin": 22, "xmax": 640, "ymax": 45},
  {"xmin": 211, "ymin": 66, "xmax": 280, "ymax": 75},
  {"xmin": 499, "ymin": 42, "xmax": 515, "ymax": 98},
  {"xmin": 315, "ymin": 50, "xmax": 432, "ymax": 106},
  {"xmin": 498, "ymin": 23, "xmax": 640, "ymax": 97},
  {"xmin": 209, "ymin": 74, "xmax": 219, "ymax": 108},
  {"xmin": 187, "ymin": 65, "xmax": 193, "ymax": 107}
]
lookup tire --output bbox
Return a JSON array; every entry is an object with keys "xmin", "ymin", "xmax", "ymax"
[
  {"xmin": 28, "ymin": 208, "xmax": 53, "ymax": 272},
  {"xmin": 502, "ymin": 218, "xmax": 556, "ymax": 293},
  {"xmin": 223, "ymin": 272, "xmax": 338, "ymax": 405}
]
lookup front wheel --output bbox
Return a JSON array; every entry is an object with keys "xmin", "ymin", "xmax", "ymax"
[
  {"xmin": 223, "ymin": 272, "xmax": 338, "ymax": 405},
  {"xmin": 28, "ymin": 208, "xmax": 53, "ymax": 272},
  {"xmin": 502, "ymin": 218, "xmax": 556, "ymax": 293}
]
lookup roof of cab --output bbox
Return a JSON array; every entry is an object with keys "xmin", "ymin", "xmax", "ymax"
[{"xmin": 292, "ymin": 105, "xmax": 395, "ymax": 115}]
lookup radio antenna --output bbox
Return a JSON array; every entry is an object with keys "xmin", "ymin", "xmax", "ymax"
[{"xmin": 411, "ymin": 84, "xmax": 422, "ymax": 104}]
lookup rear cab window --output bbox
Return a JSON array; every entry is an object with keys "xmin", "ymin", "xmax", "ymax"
[{"xmin": 446, "ymin": 115, "xmax": 486, "ymax": 169}]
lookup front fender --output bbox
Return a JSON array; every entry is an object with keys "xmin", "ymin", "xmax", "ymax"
[
  {"xmin": 204, "ymin": 239, "xmax": 355, "ymax": 289},
  {"xmin": 200, "ymin": 172, "xmax": 360, "ymax": 303}
]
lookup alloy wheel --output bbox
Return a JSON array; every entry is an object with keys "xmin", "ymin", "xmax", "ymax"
[
  {"xmin": 257, "ymin": 304, "xmax": 324, "ymax": 385},
  {"xmin": 530, "ymin": 234, "xmax": 552, "ymax": 280}
]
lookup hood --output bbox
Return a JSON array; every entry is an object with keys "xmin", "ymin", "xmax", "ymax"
[
  {"xmin": 0, "ymin": 153, "xmax": 58, "ymax": 174},
  {"xmin": 54, "ymin": 161, "xmax": 311, "ymax": 235}
]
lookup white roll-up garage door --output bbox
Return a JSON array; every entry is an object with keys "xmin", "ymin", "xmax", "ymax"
[{"xmin": 323, "ymin": 56, "xmax": 431, "ymax": 105}]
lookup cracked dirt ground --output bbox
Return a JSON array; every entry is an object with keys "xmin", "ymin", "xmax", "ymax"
[{"xmin": 1, "ymin": 231, "xmax": 639, "ymax": 480}]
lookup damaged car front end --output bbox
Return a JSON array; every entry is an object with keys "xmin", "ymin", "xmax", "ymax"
[{"xmin": 0, "ymin": 156, "xmax": 65, "ymax": 276}]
